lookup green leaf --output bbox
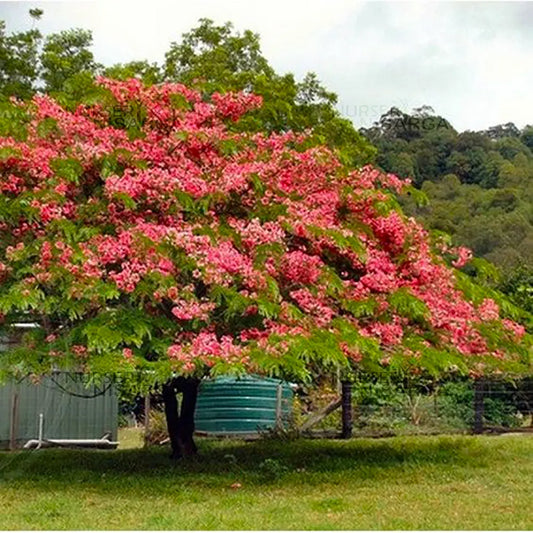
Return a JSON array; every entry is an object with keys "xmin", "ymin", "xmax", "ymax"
[
  {"xmin": 307, "ymin": 225, "xmax": 367, "ymax": 260},
  {"xmin": 169, "ymin": 93, "xmax": 192, "ymax": 111},
  {"xmin": 341, "ymin": 298, "xmax": 378, "ymax": 318},
  {"xmin": 174, "ymin": 130, "xmax": 189, "ymax": 142},
  {"xmin": 402, "ymin": 185, "xmax": 429, "ymax": 207},
  {"xmin": 218, "ymin": 139, "xmax": 239, "ymax": 156},
  {"xmin": 388, "ymin": 287, "xmax": 430, "ymax": 324},
  {"xmin": 37, "ymin": 117, "xmax": 60, "ymax": 139},
  {"xmin": 256, "ymin": 296, "xmax": 280, "ymax": 319},
  {"xmin": 0, "ymin": 146, "xmax": 20, "ymax": 160},
  {"xmin": 50, "ymin": 157, "xmax": 84, "ymax": 183}
]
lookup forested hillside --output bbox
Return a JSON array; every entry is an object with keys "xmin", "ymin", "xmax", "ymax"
[{"xmin": 362, "ymin": 108, "xmax": 533, "ymax": 312}]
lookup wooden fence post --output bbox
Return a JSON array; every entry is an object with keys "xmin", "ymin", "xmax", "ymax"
[
  {"xmin": 144, "ymin": 394, "xmax": 151, "ymax": 445},
  {"xmin": 275, "ymin": 384, "xmax": 283, "ymax": 430},
  {"xmin": 9, "ymin": 390, "xmax": 19, "ymax": 451},
  {"xmin": 473, "ymin": 379, "xmax": 485, "ymax": 434},
  {"xmin": 341, "ymin": 381, "xmax": 353, "ymax": 439}
]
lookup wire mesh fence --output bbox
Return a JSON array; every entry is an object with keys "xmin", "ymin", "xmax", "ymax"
[{"xmin": 292, "ymin": 376, "xmax": 533, "ymax": 438}]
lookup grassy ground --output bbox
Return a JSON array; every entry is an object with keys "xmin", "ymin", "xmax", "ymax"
[{"xmin": 0, "ymin": 430, "xmax": 531, "ymax": 530}]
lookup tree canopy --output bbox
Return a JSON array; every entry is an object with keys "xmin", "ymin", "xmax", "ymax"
[{"xmin": 0, "ymin": 79, "xmax": 530, "ymax": 389}]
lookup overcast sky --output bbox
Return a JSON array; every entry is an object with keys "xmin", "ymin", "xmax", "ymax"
[{"xmin": 1, "ymin": 1, "xmax": 532, "ymax": 132}]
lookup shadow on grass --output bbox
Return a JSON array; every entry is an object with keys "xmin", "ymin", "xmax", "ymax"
[{"xmin": 0, "ymin": 434, "xmax": 494, "ymax": 489}]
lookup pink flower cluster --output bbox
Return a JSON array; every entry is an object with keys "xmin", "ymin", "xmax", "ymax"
[
  {"xmin": 281, "ymin": 251, "xmax": 324, "ymax": 285},
  {"xmin": 229, "ymin": 218, "xmax": 285, "ymax": 249},
  {"xmin": 478, "ymin": 299, "xmax": 500, "ymax": 321},
  {"xmin": 168, "ymin": 331, "xmax": 246, "ymax": 372},
  {"xmin": 361, "ymin": 317, "xmax": 404, "ymax": 346},
  {"xmin": 289, "ymin": 288, "xmax": 334, "ymax": 325},
  {"xmin": 211, "ymin": 92, "xmax": 263, "ymax": 121},
  {"xmin": 452, "ymin": 246, "xmax": 473, "ymax": 268},
  {"xmin": 171, "ymin": 300, "xmax": 215, "ymax": 321}
]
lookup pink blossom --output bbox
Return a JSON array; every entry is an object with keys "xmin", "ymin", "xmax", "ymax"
[
  {"xmin": 502, "ymin": 319, "xmax": 525, "ymax": 339},
  {"xmin": 478, "ymin": 299, "xmax": 499, "ymax": 321},
  {"xmin": 171, "ymin": 300, "xmax": 215, "ymax": 321},
  {"xmin": 452, "ymin": 246, "xmax": 473, "ymax": 268},
  {"xmin": 281, "ymin": 251, "xmax": 323, "ymax": 285}
]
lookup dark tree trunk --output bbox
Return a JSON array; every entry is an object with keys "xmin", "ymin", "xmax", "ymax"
[
  {"xmin": 162, "ymin": 382, "xmax": 182, "ymax": 459},
  {"xmin": 161, "ymin": 377, "xmax": 200, "ymax": 459}
]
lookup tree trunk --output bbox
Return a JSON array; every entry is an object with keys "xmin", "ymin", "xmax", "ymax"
[
  {"xmin": 177, "ymin": 377, "xmax": 199, "ymax": 456},
  {"xmin": 162, "ymin": 377, "xmax": 200, "ymax": 459},
  {"xmin": 162, "ymin": 382, "xmax": 182, "ymax": 459}
]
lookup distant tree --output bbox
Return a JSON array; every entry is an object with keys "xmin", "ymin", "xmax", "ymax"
[
  {"xmin": 28, "ymin": 8, "xmax": 43, "ymax": 21},
  {"xmin": 367, "ymin": 106, "xmax": 533, "ymax": 285},
  {"xmin": 496, "ymin": 136, "xmax": 532, "ymax": 161},
  {"xmin": 414, "ymin": 147, "xmax": 441, "ymax": 184},
  {"xmin": 520, "ymin": 126, "xmax": 533, "ymax": 150},
  {"xmin": 455, "ymin": 131, "xmax": 491, "ymax": 152},
  {"xmin": 164, "ymin": 19, "xmax": 376, "ymax": 167},
  {"xmin": 485, "ymin": 122, "xmax": 520, "ymax": 140},
  {"xmin": 381, "ymin": 151, "xmax": 415, "ymax": 180},
  {"xmin": 412, "ymin": 105, "xmax": 435, "ymax": 118},
  {"xmin": 0, "ymin": 20, "xmax": 41, "ymax": 99},
  {"xmin": 489, "ymin": 189, "xmax": 519, "ymax": 212},
  {"xmin": 363, "ymin": 106, "xmax": 453, "ymax": 145},
  {"xmin": 103, "ymin": 61, "xmax": 162, "ymax": 85},
  {"xmin": 40, "ymin": 29, "xmax": 99, "ymax": 93}
]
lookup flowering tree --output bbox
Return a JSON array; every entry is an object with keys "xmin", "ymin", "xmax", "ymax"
[{"xmin": 0, "ymin": 79, "xmax": 530, "ymax": 457}]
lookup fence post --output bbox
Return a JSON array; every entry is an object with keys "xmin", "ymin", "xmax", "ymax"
[
  {"xmin": 9, "ymin": 390, "xmax": 19, "ymax": 451},
  {"xmin": 473, "ymin": 379, "xmax": 485, "ymax": 434},
  {"xmin": 275, "ymin": 383, "xmax": 283, "ymax": 430},
  {"xmin": 341, "ymin": 381, "xmax": 353, "ymax": 439},
  {"xmin": 144, "ymin": 394, "xmax": 151, "ymax": 445}
]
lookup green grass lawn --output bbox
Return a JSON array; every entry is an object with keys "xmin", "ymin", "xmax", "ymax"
[{"xmin": 0, "ymin": 431, "xmax": 531, "ymax": 530}]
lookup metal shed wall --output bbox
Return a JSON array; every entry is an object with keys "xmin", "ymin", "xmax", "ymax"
[{"xmin": 0, "ymin": 373, "xmax": 118, "ymax": 449}]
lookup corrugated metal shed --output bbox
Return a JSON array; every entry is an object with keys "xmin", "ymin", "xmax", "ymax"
[{"xmin": 0, "ymin": 372, "xmax": 118, "ymax": 449}]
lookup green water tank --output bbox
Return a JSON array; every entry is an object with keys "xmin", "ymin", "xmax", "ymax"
[{"xmin": 194, "ymin": 375, "xmax": 293, "ymax": 436}]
